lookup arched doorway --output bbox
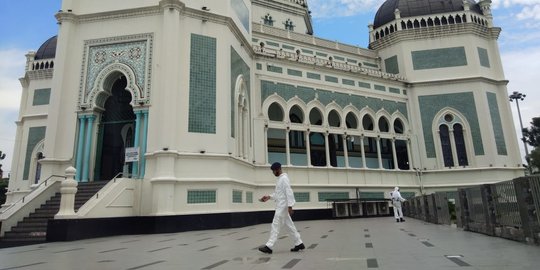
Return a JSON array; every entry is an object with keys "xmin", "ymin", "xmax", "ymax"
[{"xmin": 94, "ymin": 76, "xmax": 136, "ymax": 181}]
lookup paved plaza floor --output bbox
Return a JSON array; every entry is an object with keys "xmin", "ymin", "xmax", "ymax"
[{"xmin": 1, "ymin": 217, "xmax": 539, "ymax": 270}]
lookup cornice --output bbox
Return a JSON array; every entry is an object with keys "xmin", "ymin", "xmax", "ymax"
[
  {"xmin": 409, "ymin": 76, "xmax": 509, "ymax": 87},
  {"xmin": 27, "ymin": 69, "xmax": 54, "ymax": 81}
]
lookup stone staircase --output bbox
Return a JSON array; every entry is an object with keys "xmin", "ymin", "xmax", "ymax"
[{"xmin": 0, "ymin": 181, "xmax": 107, "ymax": 247}]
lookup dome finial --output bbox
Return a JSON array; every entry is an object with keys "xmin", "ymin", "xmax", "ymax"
[{"xmin": 394, "ymin": 9, "xmax": 401, "ymax": 19}]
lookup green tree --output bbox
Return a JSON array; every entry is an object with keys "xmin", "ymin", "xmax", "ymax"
[
  {"xmin": 523, "ymin": 117, "xmax": 540, "ymax": 148},
  {"xmin": 530, "ymin": 147, "xmax": 540, "ymax": 174}
]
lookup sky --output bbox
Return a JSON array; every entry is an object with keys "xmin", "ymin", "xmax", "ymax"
[{"xmin": 0, "ymin": 0, "xmax": 539, "ymax": 176}]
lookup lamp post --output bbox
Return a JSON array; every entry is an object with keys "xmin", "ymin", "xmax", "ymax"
[{"xmin": 509, "ymin": 91, "xmax": 530, "ymax": 173}]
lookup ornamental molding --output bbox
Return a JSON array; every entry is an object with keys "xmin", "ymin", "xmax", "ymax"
[{"xmin": 79, "ymin": 33, "xmax": 153, "ymax": 110}]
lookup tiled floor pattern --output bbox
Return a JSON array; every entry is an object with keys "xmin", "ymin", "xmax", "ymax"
[{"xmin": 1, "ymin": 217, "xmax": 540, "ymax": 270}]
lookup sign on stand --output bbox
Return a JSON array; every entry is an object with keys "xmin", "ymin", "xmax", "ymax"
[{"xmin": 125, "ymin": 147, "xmax": 140, "ymax": 162}]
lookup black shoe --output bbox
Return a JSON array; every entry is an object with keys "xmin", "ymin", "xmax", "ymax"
[
  {"xmin": 400, "ymin": 218, "xmax": 405, "ymax": 222},
  {"xmin": 290, "ymin": 243, "xmax": 305, "ymax": 252},
  {"xmin": 396, "ymin": 218, "xmax": 400, "ymax": 222},
  {"xmin": 258, "ymin": 245, "xmax": 273, "ymax": 254}
]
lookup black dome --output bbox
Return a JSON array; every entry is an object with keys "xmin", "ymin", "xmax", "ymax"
[
  {"xmin": 373, "ymin": 0, "xmax": 482, "ymax": 28},
  {"xmin": 35, "ymin": 36, "xmax": 57, "ymax": 60}
]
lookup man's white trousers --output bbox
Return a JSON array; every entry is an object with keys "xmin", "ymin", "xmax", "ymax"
[
  {"xmin": 393, "ymin": 201, "xmax": 404, "ymax": 219},
  {"xmin": 266, "ymin": 208, "xmax": 302, "ymax": 248}
]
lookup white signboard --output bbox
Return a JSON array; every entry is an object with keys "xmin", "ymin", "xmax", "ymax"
[{"xmin": 125, "ymin": 147, "xmax": 140, "ymax": 162}]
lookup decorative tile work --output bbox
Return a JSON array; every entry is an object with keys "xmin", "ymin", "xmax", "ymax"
[
  {"xmin": 316, "ymin": 52, "xmax": 327, "ymax": 57},
  {"xmin": 384, "ymin": 55, "xmax": 399, "ymax": 74},
  {"xmin": 187, "ymin": 190, "xmax": 216, "ymax": 204},
  {"xmin": 477, "ymin": 47, "xmax": 490, "ymax": 68},
  {"xmin": 246, "ymin": 191, "xmax": 253, "ymax": 203},
  {"xmin": 342, "ymin": 79, "xmax": 355, "ymax": 86},
  {"xmin": 294, "ymin": 192, "xmax": 310, "ymax": 202},
  {"xmin": 412, "ymin": 47, "xmax": 467, "ymax": 70},
  {"xmin": 374, "ymin": 84, "xmax": 386, "ymax": 91},
  {"xmin": 347, "ymin": 59, "xmax": 357, "ymax": 64},
  {"xmin": 231, "ymin": 0, "xmax": 250, "ymax": 31},
  {"xmin": 486, "ymin": 92, "xmax": 507, "ymax": 155},
  {"xmin": 233, "ymin": 190, "xmax": 243, "ymax": 203},
  {"xmin": 287, "ymin": 69, "xmax": 302, "ymax": 77},
  {"xmin": 358, "ymin": 81, "xmax": 371, "ymax": 89},
  {"xmin": 256, "ymin": 63, "xmax": 262, "ymax": 70},
  {"xmin": 32, "ymin": 88, "xmax": 51, "ymax": 106},
  {"xmin": 307, "ymin": 72, "xmax": 321, "ymax": 80},
  {"xmin": 389, "ymin": 87, "xmax": 400, "ymax": 94},
  {"xmin": 23, "ymin": 126, "xmax": 46, "ymax": 180},
  {"xmin": 334, "ymin": 56, "xmax": 345, "ymax": 61},
  {"xmin": 189, "ymin": 34, "xmax": 216, "ymax": 134},
  {"xmin": 230, "ymin": 47, "xmax": 251, "ymax": 137},
  {"xmin": 419, "ymin": 92, "xmax": 484, "ymax": 157},
  {"xmin": 359, "ymin": 192, "xmax": 384, "ymax": 199},
  {"xmin": 82, "ymin": 35, "xmax": 152, "ymax": 106},
  {"xmin": 301, "ymin": 49, "xmax": 313, "ymax": 54},
  {"xmin": 325, "ymin": 76, "xmax": 338, "ymax": 83},
  {"xmin": 267, "ymin": 65, "xmax": 283, "ymax": 73},
  {"xmin": 261, "ymin": 80, "xmax": 408, "ymax": 119},
  {"xmin": 318, "ymin": 192, "xmax": 349, "ymax": 202}
]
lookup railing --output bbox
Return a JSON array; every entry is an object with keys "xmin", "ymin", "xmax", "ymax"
[{"xmin": 0, "ymin": 175, "xmax": 65, "ymax": 215}]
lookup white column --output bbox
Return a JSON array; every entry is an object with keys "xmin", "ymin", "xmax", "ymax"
[
  {"xmin": 406, "ymin": 139, "xmax": 413, "ymax": 170},
  {"xmin": 324, "ymin": 132, "xmax": 330, "ymax": 167},
  {"xmin": 376, "ymin": 137, "xmax": 383, "ymax": 169},
  {"xmin": 306, "ymin": 131, "xmax": 311, "ymax": 166},
  {"xmin": 360, "ymin": 136, "xmax": 366, "ymax": 168},
  {"xmin": 449, "ymin": 130, "xmax": 458, "ymax": 167},
  {"xmin": 391, "ymin": 138, "xmax": 398, "ymax": 170},
  {"xmin": 343, "ymin": 135, "xmax": 349, "ymax": 168},
  {"xmin": 286, "ymin": 129, "xmax": 291, "ymax": 166}
]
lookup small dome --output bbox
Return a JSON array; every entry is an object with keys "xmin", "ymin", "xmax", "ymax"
[
  {"xmin": 373, "ymin": 0, "xmax": 482, "ymax": 29},
  {"xmin": 34, "ymin": 36, "xmax": 57, "ymax": 60}
]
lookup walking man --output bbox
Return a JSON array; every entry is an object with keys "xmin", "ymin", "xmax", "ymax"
[
  {"xmin": 258, "ymin": 162, "xmax": 304, "ymax": 254},
  {"xmin": 392, "ymin": 186, "xmax": 406, "ymax": 222}
]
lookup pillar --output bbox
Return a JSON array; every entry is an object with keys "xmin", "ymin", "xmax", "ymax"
[{"xmin": 55, "ymin": 166, "xmax": 78, "ymax": 219}]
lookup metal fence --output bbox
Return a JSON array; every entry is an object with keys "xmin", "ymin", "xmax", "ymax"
[
  {"xmin": 404, "ymin": 176, "xmax": 540, "ymax": 245},
  {"xmin": 331, "ymin": 199, "xmax": 392, "ymax": 218}
]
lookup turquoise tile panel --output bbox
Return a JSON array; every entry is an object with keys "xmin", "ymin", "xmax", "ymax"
[
  {"xmin": 384, "ymin": 55, "xmax": 399, "ymax": 74},
  {"xmin": 287, "ymin": 69, "xmax": 302, "ymax": 77},
  {"xmin": 359, "ymin": 192, "xmax": 384, "ymax": 199},
  {"xmin": 307, "ymin": 72, "xmax": 321, "ymax": 80},
  {"xmin": 189, "ymin": 34, "xmax": 216, "ymax": 133},
  {"xmin": 246, "ymin": 191, "xmax": 253, "ymax": 203},
  {"xmin": 374, "ymin": 84, "xmax": 386, "ymax": 91},
  {"xmin": 487, "ymin": 92, "xmax": 507, "ymax": 155},
  {"xmin": 301, "ymin": 49, "xmax": 313, "ymax": 54},
  {"xmin": 419, "ymin": 92, "xmax": 484, "ymax": 157},
  {"xmin": 23, "ymin": 126, "xmax": 46, "ymax": 180},
  {"xmin": 477, "ymin": 47, "xmax": 490, "ymax": 68},
  {"xmin": 412, "ymin": 47, "xmax": 467, "ymax": 70},
  {"xmin": 231, "ymin": 0, "xmax": 249, "ymax": 31},
  {"xmin": 266, "ymin": 41, "xmax": 279, "ymax": 47},
  {"xmin": 267, "ymin": 65, "xmax": 283, "ymax": 73},
  {"xmin": 363, "ymin": 62, "xmax": 378, "ymax": 68},
  {"xmin": 358, "ymin": 82, "xmax": 371, "ymax": 89},
  {"xmin": 389, "ymin": 87, "xmax": 400, "ymax": 94},
  {"xmin": 401, "ymin": 192, "xmax": 416, "ymax": 199},
  {"xmin": 294, "ymin": 192, "xmax": 310, "ymax": 202},
  {"xmin": 282, "ymin": 44, "xmax": 295, "ymax": 50},
  {"xmin": 187, "ymin": 190, "xmax": 216, "ymax": 204},
  {"xmin": 347, "ymin": 59, "xmax": 357, "ymax": 64},
  {"xmin": 318, "ymin": 192, "xmax": 349, "ymax": 202},
  {"xmin": 256, "ymin": 63, "xmax": 262, "ymax": 70},
  {"xmin": 32, "ymin": 88, "xmax": 51, "ymax": 106},
  {"xmin": 342, "ymin": 79, "xmax": 355, "ymax": 86},
  {"xmin": 230, "ymin": 47, "xmax": 251, "ymax": 137},
  {"xmin": 334, "ymin": 56, "xmax": 345, "ymax": 61},
  {"xmin": 233, "ymin": 190, "xmax": 243, "ymax": 203},
  {"xmin": 316, "ymin": 52, "xmax": 327, "ymax": 57},
  {"xmin": 325, "ymin": 76, "xmax": 338, "ymax": 83}
]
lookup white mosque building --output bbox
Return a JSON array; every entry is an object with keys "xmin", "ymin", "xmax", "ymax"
[{"xmin": 1, "ymin": 0, "xmax": 524, "ymax": 241}]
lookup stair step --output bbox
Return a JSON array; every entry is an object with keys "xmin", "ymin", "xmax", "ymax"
[
  {"xmin": 3, "ymin": 231, "xmax": 47, "ymax": 239},
  {"xmin": 11, "ymin": 226, "xmax": 47, "ymax": 233}
]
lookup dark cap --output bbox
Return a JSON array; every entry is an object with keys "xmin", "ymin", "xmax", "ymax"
[{"xmin": 270, "ymin": 162, "xmax": 281, "ymax": 171}]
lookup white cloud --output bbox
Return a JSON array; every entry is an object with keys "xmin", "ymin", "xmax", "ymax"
[
  {"xmin": 0, "ymin": 48, "xmax": 27, "ymax": 176},
  {"xmin": 492, "ymin": 0, "xmax": 540, "ymax": 20},
  {"xmin": 309, "ymin": 0, "xmax": 385, "ymax": 18}
]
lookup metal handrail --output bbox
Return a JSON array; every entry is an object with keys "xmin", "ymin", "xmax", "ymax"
[
  {"xmin": 0, "ymin": 174, "xmax": 65, "ymax": 215},
  {"xmin": 93, "ymin": 172, "xmax": 131, "ymax": 200}
]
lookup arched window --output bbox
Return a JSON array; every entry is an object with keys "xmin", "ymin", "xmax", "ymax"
[
  {"xmin": 309, "ymin": 108, "xmax": 323, "ymax": 125},
  {"xmin": 362, "ymin": 115, "xmax": 374, "ymax": 130},
  {"xmin": 420, "ymin": 19, "xmax": 427, "ymax": 27},
  {"xmin": 427, "ymin": 18, "xmax": 434, "ymax": 26},
  {"xmin": 328, "ymin": 110, "xmax": 341, "ymax": 127},
  {"xmin": 378, "ymin": 117, "xmax": 389, "ymax": 132},
  {"xmin": 407, "ymin": 20, "xmax": 413, "ymax": 29},
  {"xmin": 289, "ymin": 105, "xmax": 304, "ymax": 124},
  {"xmin": 268, "ymin": 103, "xmax": 284, "ymax": 121},
  {"xmin": 439, "ymin": 124, "xmax": 454, "ymax": 167},
  {"xmin": 394, "ymin": 119, "xmax": 404, "ymax": 134},
  {"xmin": 401, "ymin": 21, "xmax": 406, "ymax": 29},
  {"xmin": 34, "ymin": 152, "xmax": 44, "ymax": 184},
  {"xmin": 413, "ymin": 20, "xmax": 419, "ymax": 28},
  {"xmin": 346, "ymin": 112, "xmax": 358, "ymax": 129},
  {"xmin": 454, "ymin": 123, "xmax": 468, "ymax": 166}
]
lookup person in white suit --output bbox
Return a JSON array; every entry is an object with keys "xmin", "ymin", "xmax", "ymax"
[
  {"xmin": 391, "ymin": 186, "xmax": 406, "ymax": 222},
  {"xmin": 258, "ymin": 162, "xmax": 304, "ymax": 254}
]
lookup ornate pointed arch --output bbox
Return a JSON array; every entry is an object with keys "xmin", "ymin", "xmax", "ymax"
[{"xmin": 85, "ymin": 63, "xmax": 142, "ymax": 110}]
